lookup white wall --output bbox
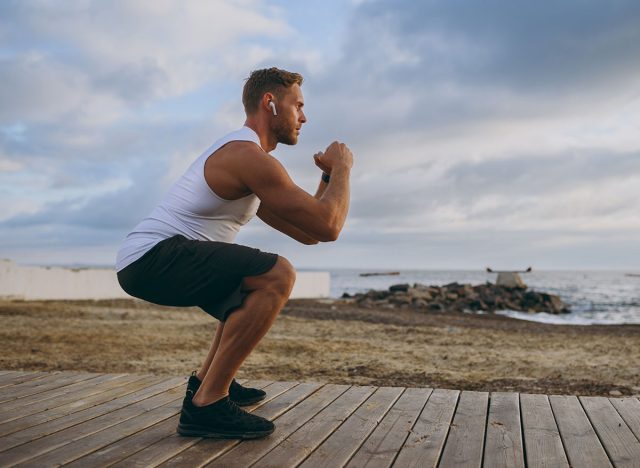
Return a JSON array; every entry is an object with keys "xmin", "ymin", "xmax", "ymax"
[{"xmin": 0, "ymin": 259, "xmax": 329, "ymax": 300}]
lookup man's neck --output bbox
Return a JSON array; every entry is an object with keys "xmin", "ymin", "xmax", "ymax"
[{"xmin": 244, "ymin": 118, "xmax": 277, "ymax": 153}]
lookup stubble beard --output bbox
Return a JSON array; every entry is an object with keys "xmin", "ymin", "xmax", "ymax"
[{"xmin": 273, "ymin": 120, "xmax": 298, "ymax": 146}]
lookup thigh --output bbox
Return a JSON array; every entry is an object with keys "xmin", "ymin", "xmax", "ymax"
[
  {"xmin": 118, "ymin": 235, "xmax": 278, "ymax": 311},
  {"xmin": 242, "ymin": 255, "xmax": 294, "ymax": 292}
]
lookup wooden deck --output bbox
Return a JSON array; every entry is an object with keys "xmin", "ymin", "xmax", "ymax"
[{"xmin": 0, "ymin": 371, "xmax": 639, "ymax": 467}]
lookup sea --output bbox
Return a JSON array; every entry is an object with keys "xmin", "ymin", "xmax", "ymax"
[{"xmin": 319, "ymin": 269, "xmax": 640, "ymax": 326}]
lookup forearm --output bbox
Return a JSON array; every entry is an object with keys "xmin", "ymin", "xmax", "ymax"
[
  {"xmin": 317, "ymin": 165, "xmax": 351, "ymax": 239},
  {"xmin": 257, "ymin": 205, "xmax": 319, "ymax": 245},
  {"xmin": 314, "ymin": 174, "xmax": 329, "ymax": 198}
]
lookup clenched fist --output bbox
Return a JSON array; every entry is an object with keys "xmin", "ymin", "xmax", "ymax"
[{"xmin": 313, "ymin": 141, "xmax": 353, "ymax": 174}]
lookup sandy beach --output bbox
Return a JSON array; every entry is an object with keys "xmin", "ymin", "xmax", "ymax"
[{"xmin": 1, "ymin": 298, "xmax": 639, "ymax": 396}]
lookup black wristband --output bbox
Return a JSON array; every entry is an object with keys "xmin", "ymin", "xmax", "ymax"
[{"xmin": 321, "ymin": 172, "xmax": 331, "ymax": 183}]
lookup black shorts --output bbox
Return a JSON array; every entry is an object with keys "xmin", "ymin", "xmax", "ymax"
[{"xmin": 117, "ymin": 235, "xmax": 279, "ymax": 322}]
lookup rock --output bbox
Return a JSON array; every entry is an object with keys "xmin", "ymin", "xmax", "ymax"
[
  {"xmin": 408, "ymin": 287, "xmax": 433, "ymax": 301},
  {"xmin": 412, "ymin": 298, "xmax": 429, "ymax": 308},
  {"xmin": 389, "ymin": 294, "xmax": 412, "ymax": 306},
  {"xmin": 503, "ymin": 300, "xmax": 520, "ymax": 311},
  {"xmin": 609, "ymin": 390, "xmax": 623, "ymax": 397},
  {"xmin": 347, "ymin": 281, "xmax": 569, "ymax": 315},
  {"xmin": 467, "ymin": 299, "xmax": 486, "ymax": 311},
  {"xmin": 479, "ymin": 289, "xmax": 496, "ymax": 306},
  {"xmin": 548, "ymin": 295, "xmax": 569, "ymax": 314},
  {"xmin": 522, "ymin": 291, "xmax": 541, "ymax": 308}
]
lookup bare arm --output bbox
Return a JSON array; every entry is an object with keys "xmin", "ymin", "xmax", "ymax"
[
  {"xmin": 257, "ymin": 204, "xmax": 319, "ymax": 244},
  {"xmin": 240, "ymin": 142, "xmax": 352, "ymax": 242},
  {"xmin": 256, "ymin": 170, "xmax": 330, "ymax": 244}
]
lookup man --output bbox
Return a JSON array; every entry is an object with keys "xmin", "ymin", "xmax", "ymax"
[{"xmin": 116, "ymin": 67, "xmax": 353, "ymax": 439}]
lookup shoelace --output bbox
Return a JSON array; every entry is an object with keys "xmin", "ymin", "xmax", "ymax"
[{"xmin": 225, "ymin": 398, "xmax": 251, "ymax": 419}]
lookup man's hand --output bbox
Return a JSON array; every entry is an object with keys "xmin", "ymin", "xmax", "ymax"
[
  {"xmin": 314, "ymin": 142, "xmax": 353, "ymax": 174},
  {"xmin": 313, "ymin": 151, "xmax": 331, "ymax": 174}
]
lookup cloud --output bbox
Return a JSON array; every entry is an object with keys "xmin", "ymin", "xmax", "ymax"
[
  {"xmin": 1, "ymin": 0, "xmax": 640, "ymax": 269},
  {"xmin": 304, "ymin": 0, "xmax": 640, "ymax": 142},
  {"xmin": 0, "ymin": 0, "xmax": 300, "ymax": 241},
  {"xmin": 270, "ymin": 0, "xmax": 640, "ymax": 268}
]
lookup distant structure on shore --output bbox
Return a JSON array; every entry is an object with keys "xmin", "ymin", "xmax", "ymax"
[
  {"xmin": 486, "ymin": 267, "xmax": 532, "ymax": 288},
  {"xmin": 359, "ymin": 271, "xmax": 400, "ymax": 277},
  {"xmin": 0, "ymin": 259, "xmax": 330, "ymax": 300}
]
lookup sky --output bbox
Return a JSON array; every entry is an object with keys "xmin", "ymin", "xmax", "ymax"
[{"xmin": 1, "ymin": 0, "xmax": 640, "ymax": 270}]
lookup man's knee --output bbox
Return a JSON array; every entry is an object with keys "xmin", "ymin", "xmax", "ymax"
[
  {"xmin": 270, "ymin": 256, "xmax": 296, "ymax": 296},
  {"xmin": 243, "ymin": 255, "xmax": 296, "ymax": 297}
]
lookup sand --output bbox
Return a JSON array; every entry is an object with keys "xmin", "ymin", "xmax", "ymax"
[{"xmin": 1, "ymin": 298, "xmax": 639, "ymax": 396}]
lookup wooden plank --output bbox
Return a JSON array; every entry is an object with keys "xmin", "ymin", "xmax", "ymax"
[
  {"xmin": 17, "ymin": 395, "xmax": 183, "ymax": 466},
  {"xmin": 520, "ymin": 394, "xmax": 569, "ymax": 468},
  {"xmin": 252, "ymin": 385, "xmax": 376, "ymax": 467},
  {"xmin": 68, "ymin": 415, "xmax": 180, "ymax": 468},
  {"xmin": 0, "ymin": 372, "xmax": 98, "ymax": 403},
  {"xmin": 0, "ymin": 371, "xmax": 56, "ymax": 390},
  {"xmin": 483, "ymin": 392, "xmax": 525, "ymax": 468},
  {"xmin": 0, "ymin": 371, "xmax": 68, "ymax": 397},
  {"xmin": 0, "ymin": 372, "xmax": 35, "ymax": 387},
  {"xmin": 103, "ymin": 380, "xmax": 277, "ymax": 468},
  {"xmin": 438, "ymin": 391, "xmax": 489, "ymax": 468},
  {"xmin": 580, "ymin": 396, "xmax": 640, "ymax": 467},
  {"xmin": 0, "ymin": 376, "xmax": 183, "ymax": 463},
  {"xmin": 610, "ymin": 397, "xmax": 640, "ymax": 441},
  {"xmin": 345, "ymin": 387, "xmax": 431, "ymax": 468},
  {"xmin": 299, "ymin": 387, "xmax": 403, "ymax": 468},
  {"xmin": 205, "ymin": 383, "xmax": 349, "ymax": 467},
  {"xmin": 73, "ymin": 379, "xmax": 269, "ymax": 468},
  {"xmin": 159, "ymin": 381, "xmax": 319, "ymax": 467},
  {"xmin": 0, "ymin": 382, "xmax": 184, "ymax": 466},
  {"xmin": 549, "ymin": 395, "xmax": 612, "ymax": 468},
  {"xmin": 393, "ymin": 388, "xmax": 460, "ymax": 468},
  {"xmin": 0, "ymin": 373, "xmax": 128, "ymax": 422},
  {"xmin": 0, "ymin": 375, "xmax": 156, "ymax": 437}
]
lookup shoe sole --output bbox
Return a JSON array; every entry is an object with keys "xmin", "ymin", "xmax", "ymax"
[
  {"xmin": 177, "ymin": 423, "xmax": 274, "ymax": 439},
  {"xmin": 186, "ymin": 391, "xmax": 267, "ymax": 407}
]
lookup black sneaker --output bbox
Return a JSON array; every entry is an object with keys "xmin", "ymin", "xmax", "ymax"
[
  {"xmin": 177, "ymin": 395, "xmax": 274, "ymax": 439},
  {"xmin": 186, "ymin": 372, "xmax": 266, "ymax": 406}
]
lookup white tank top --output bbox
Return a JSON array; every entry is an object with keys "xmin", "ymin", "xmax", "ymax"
[{"xmin": 115, "ymin": 126, "xmax": 262, "ymax": 272}]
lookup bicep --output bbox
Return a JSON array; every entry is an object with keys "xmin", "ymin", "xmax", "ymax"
[{"xmin": 242, "ymin": 157, "xmax": 323, "ymax": 226}]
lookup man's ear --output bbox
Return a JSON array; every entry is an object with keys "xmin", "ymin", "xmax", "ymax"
[{"xmin": 262, "ymin": 92, "xmax": 275, "ymax": 111}]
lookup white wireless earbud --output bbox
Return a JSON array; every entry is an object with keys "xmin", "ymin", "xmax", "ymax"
[{"xmin": 269, "ymin": 101, "xmax": 277, "ymax": 116}]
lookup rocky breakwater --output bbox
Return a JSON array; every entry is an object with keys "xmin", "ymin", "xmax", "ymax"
[{"xmin": 342, "ymin": 282, "xmax": 570, "ymax": 314}]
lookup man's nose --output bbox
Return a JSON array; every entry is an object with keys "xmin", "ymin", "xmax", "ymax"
[{"xmin": 300, "ymin": 111, "xmax": 307, "ymax": 123}]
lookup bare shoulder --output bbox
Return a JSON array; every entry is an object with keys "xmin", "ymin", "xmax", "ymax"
[
  {"xmin": 205, "ymin": 141, "xmax": 279, "ymax": 199},
  {"xmin": 206, "ymin": 140, "xmax": 280, "ymax": 174},
  {"xmin": 228, "ymin": 142, "xmax": 289, "ymax": 178},
  {"xmin": 218, "ymin": 141, "xmax": 281, "ymax": 170}
]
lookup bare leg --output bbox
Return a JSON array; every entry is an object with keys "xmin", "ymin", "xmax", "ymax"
[
  {"xmin": 192, "ymin": 257, "xmax": 295, "ymax": 407},
  {"xmin": 196, "ymin": 322, "xmax": 224, "ymax": 381}
]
